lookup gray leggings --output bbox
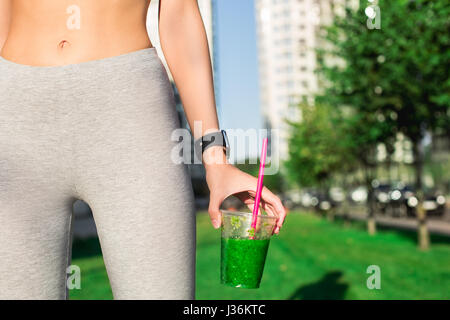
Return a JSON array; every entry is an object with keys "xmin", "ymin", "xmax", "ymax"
[{"xmin": 0, "ymin": 48, "xmax": 196, "ymax": 299}]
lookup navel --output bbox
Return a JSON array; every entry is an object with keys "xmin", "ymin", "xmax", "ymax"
[{"xmin": 58, "ymin": 40, "xmax": 71, "ymax": 50}]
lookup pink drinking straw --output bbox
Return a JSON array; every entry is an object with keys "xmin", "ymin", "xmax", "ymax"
[{"xmin": 250, "ymin": 138, "xmax": 268, "ymax": 239}]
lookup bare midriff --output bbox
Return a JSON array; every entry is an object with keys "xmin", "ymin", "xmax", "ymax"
[{"xmin": 1, "ymin": 0, "xmax": 152, "ymax": 66}]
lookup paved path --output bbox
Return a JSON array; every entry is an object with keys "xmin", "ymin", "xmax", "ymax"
[{"xmin": 336, "ymin": 211, "xmax": 450, "ymax": 237}]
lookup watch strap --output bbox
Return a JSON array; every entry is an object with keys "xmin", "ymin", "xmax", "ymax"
[{"xmin": 194, "ymin": 130, "xmax": 229, "ymax": 162}]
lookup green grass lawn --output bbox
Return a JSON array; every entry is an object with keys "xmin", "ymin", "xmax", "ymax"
[{"xmin": 70, "ymin": 212, "xmax": 450, "ymax": 300}]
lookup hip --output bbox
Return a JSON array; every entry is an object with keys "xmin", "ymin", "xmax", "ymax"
[{"xmin": 0, "ymin": 47, "xmax": 181, "ymax": 166}]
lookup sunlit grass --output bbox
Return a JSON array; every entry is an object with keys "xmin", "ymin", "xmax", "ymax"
[{"xmin": 70, "ymin": 211, "xmax": 450, "ymax": 300}]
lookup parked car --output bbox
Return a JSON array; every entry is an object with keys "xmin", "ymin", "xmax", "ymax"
[
  {"xmin": 299, "ymin": 190, "xmax": 318, "ymax": 209},
  {"xmin": 282, "ymin": 190, "xmax": 303, "ymax": 210},
  {"xmin": 349, "ymin": 186, "xmax": 368, "ymax": 204},
  {"xmin": 377, "ymin": 183, "xmax": 446, "ymax": 218},
  {"xmin": 330, "ymin": 187, "xmax": 346, "ymax": 204},
  {"xmin": 373, "ymin": 183, "xmax": 392, "ymax": 214},
  {"xmin": 386, "ymin": 184, "xmax": 411, "ymax": 217},
  {"xmin": 299, "ymin": 189, "xmax": 339, "ymax": 212},
  {"xmin": 406, "ymin": 191, "xmax": 446, "ymax": 217}
]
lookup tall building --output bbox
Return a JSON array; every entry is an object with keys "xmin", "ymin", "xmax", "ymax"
[{"xmin": 254, "ymin": 0, "xmax": 352, "ymax": 160}]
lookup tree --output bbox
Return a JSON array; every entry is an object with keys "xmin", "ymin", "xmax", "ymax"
[
  {"xmin": 315, "ymin": 1, "xmax": 397, "ymax": 234},
  {"xmin": 316, "ymin": 0, "xmax": 450, "ymax": 247},
  {"xmin": 383, "ymin": 0, "xmax": 449, "ymax": 249},
  {"xmin": 286, "ymin": 103, "xmax": 362, "ymax": 225},
  {"xmin": 286, "ymin": 103, "xmax": 355, "ymax": 190}
]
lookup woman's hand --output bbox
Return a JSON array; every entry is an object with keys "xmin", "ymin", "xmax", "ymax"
[{"xmin": 203, "ymin": 147, "xmax": 287, "ymax": 234}]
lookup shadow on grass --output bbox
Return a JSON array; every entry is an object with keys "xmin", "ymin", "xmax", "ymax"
[
  {"xmin": 288, "ymin": 271, "xmax": 349, "ymax": 300},
  {"xmin": 72, "ymin": 237, "xmax": 103, "ymax": 260}
]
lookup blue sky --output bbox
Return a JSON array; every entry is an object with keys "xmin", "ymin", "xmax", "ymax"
[{"xmin": 215, "ymin": 0, "xmax": 261, "ymax": 131}]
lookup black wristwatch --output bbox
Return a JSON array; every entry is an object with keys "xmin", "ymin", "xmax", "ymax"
[{"xmin": 194, "ymin": 129, "xmax": 230, "ymax": 162}]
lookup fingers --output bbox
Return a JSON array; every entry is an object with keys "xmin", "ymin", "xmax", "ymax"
[
  {"xmin": 215, "ymin": 170, "xmax": 287, "ymax": 233},
  {"xmin": 236, "ymin": 183, "xmax": 287, "ymax": 234},
  {"xmin": 274, "ymin": 206, "xmax": 287, "ymax": 234},
  {"xmin": 239, "ymin": 192, "xmax": 277, "ymax": 217},
  {"xmin": 260, "ymin": 186, "xmax": 287, "ymax": 234},
  {"xmin": 208, "ymin": 193, "xmax": 222, "ymax": 229},
  {"xmin": 262, "ymin": 202, "xmax": 278, "ymax": 217}
]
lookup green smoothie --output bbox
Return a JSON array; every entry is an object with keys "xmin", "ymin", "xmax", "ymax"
[{"xmin": 221, "ymin": 237, "xmax": 271, "ymax": 289}]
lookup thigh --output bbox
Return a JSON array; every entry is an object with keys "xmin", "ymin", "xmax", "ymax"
[
  {"xmin": 73, "ymin": 55, "xmax": 196, "ymax": 299},
  {"xmin": 0, "ymin": 94, "xmax": 76, "ymax": 300},
  {"xmin": 76, "ymin": 108, "xmax": 197, "ymax": 299},
  {"xmin": 0, "ymin": 188, "xmax": 75, "ymax": 300},
  {"xmin": 84, "ymin": 159, "xmax": 196, "ymax": 299}
]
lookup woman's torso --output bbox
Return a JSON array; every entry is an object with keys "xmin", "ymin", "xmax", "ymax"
[{"xmin": 1, "ymin": 0, "xmax": 152, "ymax": 66}]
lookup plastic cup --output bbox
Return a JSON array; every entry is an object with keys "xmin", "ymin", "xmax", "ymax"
[{"xmin": 220, "ymin": 210, "xmax": 277, "ymax": 289}]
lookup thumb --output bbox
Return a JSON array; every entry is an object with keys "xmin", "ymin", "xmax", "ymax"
[{"xmin": 208, "ymin": 193, "xmax": 223, "ymax": 229}]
